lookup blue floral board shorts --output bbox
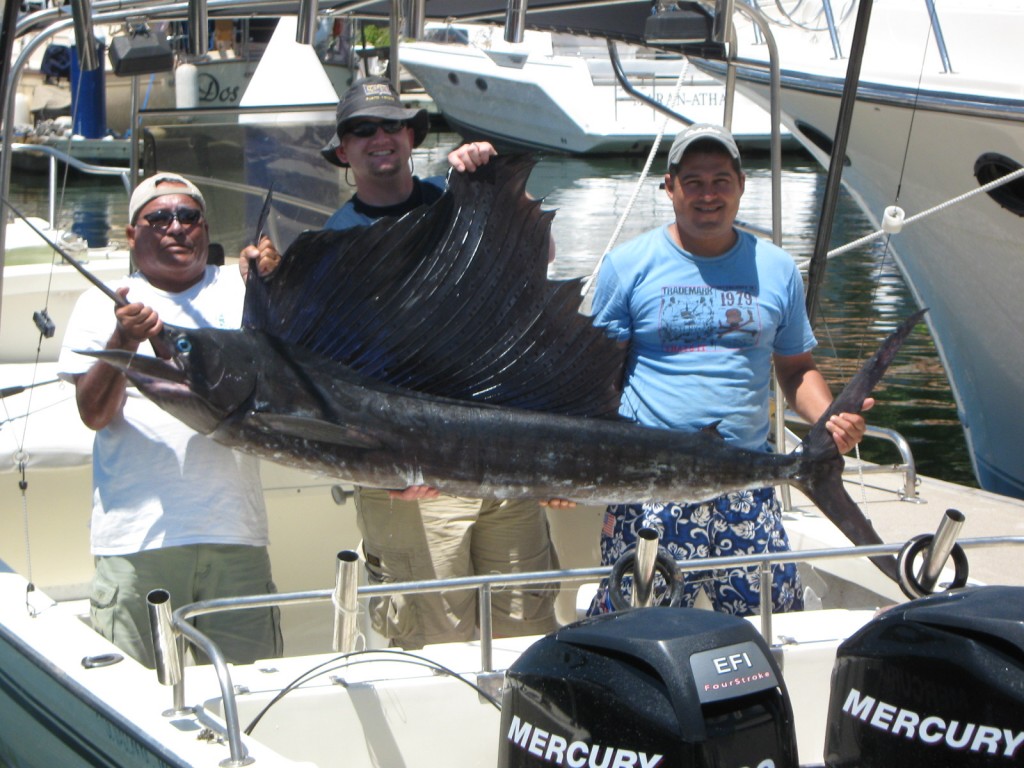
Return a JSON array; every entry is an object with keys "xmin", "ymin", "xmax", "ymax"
[{"xmin": 588, "ymin": 487, "xmax": 804, "ymax": 616}]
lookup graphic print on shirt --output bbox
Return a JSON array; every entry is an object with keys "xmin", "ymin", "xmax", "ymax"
[{"xmin": 659, "ymin": 285, "xmax": 760, "ymax": 352}]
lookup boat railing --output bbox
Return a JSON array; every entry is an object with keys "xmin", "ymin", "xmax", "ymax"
[
  {"xmin": 7, "ymin": 143, "xmax": 130, "ymax": 231},
  {"xmin": 923, "ymin": 0, "xmax": 954, "ymax": 73},
  {"xmin": 604, "ymin": 39, "xmax": 693, "ymax": 125},
  {"xmin": 782, "ymin": 412, "xmax": 919, "ymax": 501},
  {"xmin": 156, "ymin": 524, "xmax": 1024, "ymax": 765},
  {"xmin": 819, "ymin": 0, "xmax": 843, "ymax": 59}
]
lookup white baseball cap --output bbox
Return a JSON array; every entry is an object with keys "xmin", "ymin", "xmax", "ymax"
[{"xmin": 129, "ymin": 172, "xmax": 206, "ymax": 224}]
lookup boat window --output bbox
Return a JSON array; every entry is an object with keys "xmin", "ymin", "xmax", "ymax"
[
  {"xmin": 475, "ymin": 78, "xmax": 488, "ymax": 92},
  {"xmin": 422, "ymin": 27, "xmax": 470, "ymax": 45},
  {"xmin": 448, "ymin": 72, "xmax": 460, "ymax": 85},
  {"xmin": 974, "ymin": 153, "xmax": 1024, "ymax": 217}
]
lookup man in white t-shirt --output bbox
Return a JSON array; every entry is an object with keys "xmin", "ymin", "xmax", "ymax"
[{"xmin": 58, "ymin": 173, "xmax": 282, "ymax": 668}]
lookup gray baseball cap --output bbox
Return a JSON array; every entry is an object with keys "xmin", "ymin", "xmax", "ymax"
[{"xmin": 667, "ymin": 124, "xmax": 741, "ymax": 170}]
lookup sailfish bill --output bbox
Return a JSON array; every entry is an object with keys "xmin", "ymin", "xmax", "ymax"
[{"xmin": 81, "ymin": 155, "xmax": 923, "ymax": 582}]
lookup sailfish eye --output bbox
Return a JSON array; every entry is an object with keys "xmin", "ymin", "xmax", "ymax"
[{"xmin": 175, "ymin": 337, "xmax": 193, "ymax": 354}]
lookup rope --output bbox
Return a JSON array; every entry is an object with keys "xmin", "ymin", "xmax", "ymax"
[
  {"xmin": 14, "ymin": 452, "xmax": 40, "ymax": 615},
  {"xmin": 7, "ymin": 52, "xmax": 88, "ymax": 599},
  {"xmin": 579, "ymin": 55, "xmax": 693, "ymax": 309},
  {"xmin": 2, "ymin": 368, "xmax": 49, "ymax": 604},
  {"xmin": 827, "ymin": 165, "xmax": 1024, "ymax": 258}
]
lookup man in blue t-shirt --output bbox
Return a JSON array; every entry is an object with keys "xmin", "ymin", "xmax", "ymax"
[
  {"xmin": 243, "ymin": 77, "xmax": 559, "ymax": 650},
  {"xmin": 588, "ymin": 123, "xmax": 874, "ymax": 616}
]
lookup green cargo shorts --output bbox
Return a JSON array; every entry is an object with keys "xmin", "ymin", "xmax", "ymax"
[{"xmin": 91, "ymin": 544, "xmax": 282, "ymax": 668}]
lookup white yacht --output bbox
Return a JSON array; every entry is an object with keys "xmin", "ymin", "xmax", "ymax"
[{"xmin": 400, "ymin": 22, "xmax": 793, "ymax": 155}]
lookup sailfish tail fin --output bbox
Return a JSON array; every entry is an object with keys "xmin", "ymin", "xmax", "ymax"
[{"xmin": 792, "ymin": 309, "xmax": 928, "ymax": 582}]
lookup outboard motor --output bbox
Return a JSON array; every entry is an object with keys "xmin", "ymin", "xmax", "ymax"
[
  {"xmin": 825, "ymin": 586, "xmax": 1024, "ymax": 767},
  {"xmin": 498, "ymin": 607, "xmax": 798, "ymax": 767}
]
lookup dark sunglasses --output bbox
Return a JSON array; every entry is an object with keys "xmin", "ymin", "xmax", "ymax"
[
  {"xmin": 141, "ymin": 207, "xmax": 204, "ymax": 229},
  {"xmin": 345, "ymin": 119, "xmax": 408, "ymax": 138}
]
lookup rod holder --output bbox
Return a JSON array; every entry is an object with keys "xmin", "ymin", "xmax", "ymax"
[
  {"xmin": 332, "ymin": 550, "xmax": 360, "ymax": 653},
  {"xmin": 504, "ymin": 0, "xmax": 527, "ymax": 43},
  {"xmin": 479, "ymin": 582, "xmax": 494, "ymax": 672},
  {"xmin": 917, "ymin": 508, "xmax": 965, "ymax": 593},
  {"xmin": 70, "ymin": 0, "xmax": 100, "ymax": 71},
  {"xmin": 148, "ymin": 589, "xmax": 183, "ymax": 687},
  {"xmin": 759, "ymin": 559, "xmax": 773, "ymax": 642},
  {"xmin": 632, "ymin": 528, "xmax": 660, "ymax": 608}
]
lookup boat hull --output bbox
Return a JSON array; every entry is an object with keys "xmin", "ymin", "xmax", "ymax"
[
  {"xmin": 708, "ymin": 0, "xmax": 1024, "ymax": 498},
  {"xmin": 0, "ymin": 572, "xmax": 206, "ymax": 768},
  {"xmin": 400, "ymin": 29, "xmax": 790, "ymax": 156}
]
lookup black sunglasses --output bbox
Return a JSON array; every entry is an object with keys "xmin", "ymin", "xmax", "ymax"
[
  {"xmin": 345, "ymin": 120, "xmax": 408, "ymax": 138},
  {"xmin": 141, "ymin": 207, "xmax": 204, "ymax": 229}
]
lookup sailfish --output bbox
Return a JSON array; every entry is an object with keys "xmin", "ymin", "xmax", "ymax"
[{"xmin": 88, "ymin": 155, "xmax": 922, "ymax": 581}]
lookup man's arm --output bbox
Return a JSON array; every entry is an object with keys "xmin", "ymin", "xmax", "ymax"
[
  {"xmin": 75, "ymin": 287, "xmax": 162, "ymax": 430},
  {"xmin": 773, "ymin": 351, "xmax": 874, "ymax": 454}
]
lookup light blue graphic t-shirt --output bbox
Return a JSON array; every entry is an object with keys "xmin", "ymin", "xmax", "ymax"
[{"xmin": 592, "ymin": 225, "xmax": 815, "ymax": 451}]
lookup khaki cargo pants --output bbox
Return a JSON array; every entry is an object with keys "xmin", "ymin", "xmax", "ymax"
[{"xmin": 356, "ymin": 488, "xmax": 560, "ymax": 649}]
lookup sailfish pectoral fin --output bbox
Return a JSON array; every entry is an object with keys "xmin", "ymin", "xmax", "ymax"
[{"xmin": 248, "ymin": 412, "xmax": 385, "ymax": 450}]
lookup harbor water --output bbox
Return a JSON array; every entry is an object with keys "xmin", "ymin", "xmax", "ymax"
[{"xmin": 6, "ymin": 130, "xmax": 975, "ymax": 488}]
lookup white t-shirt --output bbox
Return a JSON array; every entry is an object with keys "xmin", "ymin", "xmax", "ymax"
[{"xmin": 58, "ymin": 266, "xmax": 268, "ymax": 556}]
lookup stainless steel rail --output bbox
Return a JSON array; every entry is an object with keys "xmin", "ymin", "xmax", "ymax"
[
  {"xmin": 782, "ymin": 415, "xmax": 920, "ymax": 501},
  {"xmin": 6, "ymin": 143, "xmax": 130, "ymax": 231}
]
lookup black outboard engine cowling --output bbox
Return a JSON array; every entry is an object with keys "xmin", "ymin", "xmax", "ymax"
[
  {"xmin": 498, "ymin": 607, "xmax": 799, "ymax": 768},
  {"xmin": 825, "ymin": 586, "xmax": 1024, "ymax": 767}
]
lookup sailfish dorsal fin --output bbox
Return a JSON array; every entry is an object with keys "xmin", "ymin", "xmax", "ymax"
[{"xmin": 243, "ymin": 154, "xmax": 626, "ymax": 418}]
